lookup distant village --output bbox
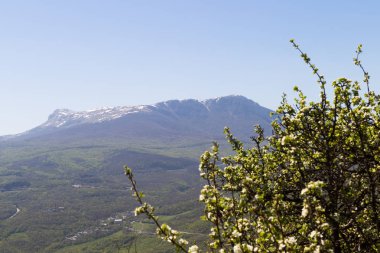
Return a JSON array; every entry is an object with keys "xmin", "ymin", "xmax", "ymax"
[{"xmin": 64, "ymin": 210, "xmax": 135, "ymax": 242}]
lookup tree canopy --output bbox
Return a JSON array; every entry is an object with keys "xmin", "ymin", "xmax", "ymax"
[{"xmin": 125, "ymin": 41, "xmax": 380, "ymax": 252}]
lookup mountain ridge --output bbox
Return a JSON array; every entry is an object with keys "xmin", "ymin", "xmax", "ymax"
[
  {"xmin": 40, "ymin": 95, "xmax": 263, "ymax": 129},
  {"xmin": 1, "ymin": 95, "xmax": 273, "ymax": 149}
]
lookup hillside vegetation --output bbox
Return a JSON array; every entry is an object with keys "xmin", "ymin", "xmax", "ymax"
[{"xmin": 0, "ymin": 96, "xmax": 271, "ymax": 252}]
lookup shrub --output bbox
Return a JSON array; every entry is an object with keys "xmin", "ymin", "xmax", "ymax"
[{"xmin": 125, "ymin": 41, "xmax": 380, "ymax": 252}]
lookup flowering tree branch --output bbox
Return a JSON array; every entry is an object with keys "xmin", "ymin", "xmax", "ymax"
[
  {"xmin": 124, "ymin": 42, "xmax": 380, "ymax": 252},
  {"xmin": 125, "ymin": 166, "xmax": 198, "ymax": 253}
]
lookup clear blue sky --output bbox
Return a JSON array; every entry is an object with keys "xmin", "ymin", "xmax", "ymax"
[{"xmin": 1, "ymin": 1, "xmax": 380, "ymax": 135}]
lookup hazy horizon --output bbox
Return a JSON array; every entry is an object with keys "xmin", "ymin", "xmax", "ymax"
[{"xmin": 1, "ymin": 1, "xmax": 380, "ymax": 135}]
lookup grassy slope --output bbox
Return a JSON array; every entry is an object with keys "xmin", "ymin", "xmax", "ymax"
[{"xmin": 0, "ymin": 142, "xmax": 209, "ymax": 252}]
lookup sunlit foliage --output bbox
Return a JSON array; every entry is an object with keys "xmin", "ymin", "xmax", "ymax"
[{"xmin": 126, "ymin": 41, "xmax": 380, "ymax": 252}]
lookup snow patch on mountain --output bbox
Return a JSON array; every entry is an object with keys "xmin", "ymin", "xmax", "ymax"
[{"xmin": 41, "ymin": 105, "xmax": 153, "ymax": 128}]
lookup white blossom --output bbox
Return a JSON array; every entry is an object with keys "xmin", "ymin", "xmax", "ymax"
[
  {"xmin": 179, "ymin": 238, "xmax": 188, "ymax": 245},
  {"xmin": 233, "ymin": 244, "xmax": 243, "ymax": 253},
  {"xmin": 188, "ymin": 245, "xmax": 199, "ymax": 253},
  {"xmin": 301, "ymin": 206, "xmax": 309, "ymax": 217},
  {"xmin": 246, "ymin": 244, "xmax": 254, "ymax": 251},
  {"xmin": 232, "ymin": 230, "xmax": 242, "ymax": 238},
  {"xmin": 285, "ymin": 236, "xmax": 297, "ymax": 244}
]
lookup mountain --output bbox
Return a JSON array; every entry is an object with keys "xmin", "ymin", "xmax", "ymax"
[
  {"xmin": 3, "ymin": 95, "xmax": 273, "ymax": 151},
  {"xmin": 0, "ymin": 95, "xmax": 273, "ymax": 252}
]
